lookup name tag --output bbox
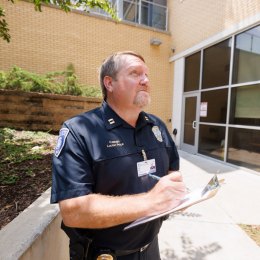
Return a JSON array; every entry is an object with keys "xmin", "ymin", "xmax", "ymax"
[{"xmin": 137, "ymin": 159, "xmax": 156, "ymax": 177}]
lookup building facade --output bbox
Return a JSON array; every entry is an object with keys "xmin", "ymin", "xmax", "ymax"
[{"xmin": 1, "ymin": 0, "xmax": 260, "ymax": 174}]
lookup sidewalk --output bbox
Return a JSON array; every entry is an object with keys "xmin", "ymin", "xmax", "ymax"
[{"xmin": 159, "ymin": 150, "xmax": 260, "ymax": 260}]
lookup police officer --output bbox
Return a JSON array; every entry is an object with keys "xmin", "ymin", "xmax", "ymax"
[{"xmin": 51, "ymin": 51, "xmax": 187, "ymax": 260}]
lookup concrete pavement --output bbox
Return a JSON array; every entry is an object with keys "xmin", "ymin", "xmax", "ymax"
[{"xmin": 159, "ymin": 150, "xmax": 260, "ymax": 260}]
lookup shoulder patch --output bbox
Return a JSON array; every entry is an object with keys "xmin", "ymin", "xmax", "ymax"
[
  {"xmin": 54, "ymin": 128, "xmax": 69, "ymax": 157},
  {"xmin": 152, "ymin": 126, "xmax": 163, "ymax": 142}
]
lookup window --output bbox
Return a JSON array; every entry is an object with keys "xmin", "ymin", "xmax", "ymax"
[
  {"xmin": 183, "ymin": 24, "xmax": 260, "ymax": 173},
  {"xmin": 227, "ymin": 128, "xmax": 260, "ymax": 172},
  {"xmin": 202, "ymin": 38, "xmax": 232, "ymax": 89},
  {"xmin": 233, "ymin": 25, "xmax": 260, "ymax": 84},
  {"xmin": 90, "ymin": 0, "xmax": 168, "ymax": 31},
  {"xmin": 229, "ymin": 84, "xmax": 260, "ymax": 126},
  {"xmin": 198, "ymin": 125, "xmax": 226, "ymax": 161},
  {"xmin": 200, "ymin": 88, "xmax": 228, "ymax": 124},
  {"xmin": 184, "ymin": 52, "xmax": 201, "ymax": 92}
]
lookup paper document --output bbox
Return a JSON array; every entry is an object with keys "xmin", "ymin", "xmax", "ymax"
[{"xmin": 124, "ymin": 174, "xmax": 224, "ymax": 231}]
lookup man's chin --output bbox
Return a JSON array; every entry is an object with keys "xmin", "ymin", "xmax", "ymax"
[{"xmin": 133, "ymin": 93, "xmax": 151, "ymax": 109}]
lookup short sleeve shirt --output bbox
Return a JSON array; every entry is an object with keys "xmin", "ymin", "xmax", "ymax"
[{"xmin": 51, "ymin": 101, "xmax": 179, "ymax": 250}]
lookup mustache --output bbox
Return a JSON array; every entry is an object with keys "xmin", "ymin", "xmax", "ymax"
[{"xmin": 136, "ymin": 86, "xmax": 149, "ymax": 92}]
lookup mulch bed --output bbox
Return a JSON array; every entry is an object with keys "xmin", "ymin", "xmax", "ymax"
[
  {"xmin": 0, "ymin": 155, "xmax": 53, "ymax": 229},
  {"xmin": 0, "ymin": 129, "xmax": 58, "ymax": 230}
]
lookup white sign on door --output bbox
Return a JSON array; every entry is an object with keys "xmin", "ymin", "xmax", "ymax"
[{"xmin": 200, "ymin": 102, "xmax": 208, "ymax": 117}]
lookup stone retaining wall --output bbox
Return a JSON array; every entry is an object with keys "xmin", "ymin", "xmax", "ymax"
[{"xmin": 0, "ymin": 89, "xmax": 103, "ymax": 133}]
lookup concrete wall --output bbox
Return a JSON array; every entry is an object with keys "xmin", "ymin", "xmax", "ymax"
[
  {"xmin": 0, "ymin": 188, "xmax": 69, "ymax": 260},
  {"xmin": 0, "ymin": 0, "xmax": 173, "ymax": 129},
  {"xmin": 0, "ymin": 89, "xmax": 102, "ymax": 132},
  {"xmin": 19, "ymin": 213, "xmax": 69, "ymax": 260}
]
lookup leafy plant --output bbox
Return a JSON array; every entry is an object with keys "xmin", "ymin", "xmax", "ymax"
[
  {"xmin": 67, "ymin": 63, "xmax": 75, "ymax": 77},
  {"xmin": 0, "ymin": 4, "xmax": 10, "ymax": 43},
  {"xmin": 0, "ymin": 66, "xmax": 102, "ymax": 97}
]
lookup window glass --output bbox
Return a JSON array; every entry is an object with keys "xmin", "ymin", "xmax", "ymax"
[
  {"xmin": 141, "ymin": 2, "xmax": 166, "ymax": 30},
  {"xmin": 198, "ymin": 125, "xmax": 226, "ymax": 161},
  {"xmin": 147, "ymin": 0, "xmax": 167, "ymax": 6},
  {"xmin": 123, "ymin": 1, "xmax": 139, "ymax": 23},
  {"xmin": 227, "ymin": 128, "xmax": 260, "ymax": 172},
  {"xmin": 184, "ymin": 52, "xmax": 201, "ymax": 92},
  {"xmin": 233, "ymin": 25, "xmax": 260, "ymax": 84},
  {"xmin": 229, "ymin": 84, "xmax": 260, "ymax": 126},
  {"xmin": 184, "ymin": 97, "xmax": 197, "ymax": 145},
  {"xmin": 202, "ymin": 38, "xmax": 232, "ymax": 89},
  {"xmin": 200, "ymin": 88, "xmax": 228, "ymax": 124}
]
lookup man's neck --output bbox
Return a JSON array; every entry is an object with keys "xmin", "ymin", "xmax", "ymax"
[{"xmin": 106, "ymin": 99, "xmax": 141, "ymax": 128}]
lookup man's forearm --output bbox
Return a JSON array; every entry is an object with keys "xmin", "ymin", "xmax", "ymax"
[
  {"xmin": 59, "ymin": 171, "xmax": 186, "ymax": 229},
  {"xmin": 59, "ymin": 193, "xmax": 151, "ymax": 229}
]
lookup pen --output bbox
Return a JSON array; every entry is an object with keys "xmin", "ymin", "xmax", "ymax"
[
  {"xmin": 149, "ymin": 174, "xmax": 161, "ymax": 181},
  {"xmin": 149, "ymin": 174, "xmax": 191, "ymax": 193}
]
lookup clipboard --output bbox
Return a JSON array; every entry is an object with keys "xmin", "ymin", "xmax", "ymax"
[{"xmin": 124, "ymin": 174, "xmax": 225, "ymax": 231}]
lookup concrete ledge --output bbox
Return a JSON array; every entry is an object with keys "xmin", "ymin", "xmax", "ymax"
[{"xmin": 0, "ymin": 188, "xmax": 68, "ymax": 260}]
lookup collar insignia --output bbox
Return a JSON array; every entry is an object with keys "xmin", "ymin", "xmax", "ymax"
[
  {"xmin": 108, "ymin": 118, "xmax": 115, "ymax": 124},
  {"xmin": 145, "ymin": 116, "xmax": 149, "ymax": 121},
  {"xmin": 152, "ymin": 126, "xmax": 163, "ymax": 142}
]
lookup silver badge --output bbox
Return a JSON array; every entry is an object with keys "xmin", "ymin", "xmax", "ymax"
[{"xmin": 152, "ymin": 126, "xmax": 163, "ymax": 142}]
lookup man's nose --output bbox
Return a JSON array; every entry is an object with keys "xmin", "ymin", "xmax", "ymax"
[{"xmin": 140, "ymin": 74, "xmax": 149, "ymax": 85}]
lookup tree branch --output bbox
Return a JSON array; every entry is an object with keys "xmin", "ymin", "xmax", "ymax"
[{"xmin": 0, "ymin": 0, "xmax": 119, "ymax": 43}]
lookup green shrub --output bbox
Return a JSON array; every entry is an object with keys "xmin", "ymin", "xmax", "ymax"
[{"xmin": 0, "ymin": 66, "xmax": 102, "ymax": 98}]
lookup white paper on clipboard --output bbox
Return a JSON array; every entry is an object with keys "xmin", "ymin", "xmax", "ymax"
[{"xmin": 124, "ymin": 174, "xmax": 224, "ymax": 231}]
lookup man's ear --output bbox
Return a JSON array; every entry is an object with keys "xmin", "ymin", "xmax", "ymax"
[{"xmin": 103, "ymin": 76, "xmax": 114, "ymax": 93}]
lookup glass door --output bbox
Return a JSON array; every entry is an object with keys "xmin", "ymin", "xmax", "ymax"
[{"xmin": 181, "ymin": 93, "xmax": 199, "ymax": 154}]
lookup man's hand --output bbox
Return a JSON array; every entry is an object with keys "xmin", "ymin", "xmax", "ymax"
[{"xmin": 146, "ymin": 171, "xmax": 187, "ymax": 216}]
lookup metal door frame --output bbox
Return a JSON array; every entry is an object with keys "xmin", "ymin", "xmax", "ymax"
[{"xmin": 180, "ymin": 92, "xmax": 200, "ymax": 154}]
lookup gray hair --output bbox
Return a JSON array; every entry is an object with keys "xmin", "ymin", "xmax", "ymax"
[{"xmin": 99, "ymin": 51, "xmax": 145, "ymax": 100}]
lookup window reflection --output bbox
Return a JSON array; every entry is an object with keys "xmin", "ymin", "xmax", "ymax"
[
  {"xmin": 202, "ymin": 38, "xmax": 231, "ymax": 89},
  {"xmin": 200, "ymin": 88, "xmax": 228, "ymax": 124},
  {"xmin": 233, "ymin": 25, "xmax": 260, "ymax": 84},
  {"xmin": 198, "ymin": 125, "xmax": 226, "ymax": 161},
  {"xmin": 227, "ymin": 128, "xmax": 260, "ymax": 172},
  {"xmin": 184, "ymin": 52, "xmax": 201, "ymax": 92},
  {"xmin": 141, "ymin": 2, "xmax": 166, "ymax": 30},
  {"xmin": 123, "ymin": 1, "xmax": 139, "ymax": 23},
  {"xmin": 230, "ymin": 84, "xmax": 260, "ymax": 126}
]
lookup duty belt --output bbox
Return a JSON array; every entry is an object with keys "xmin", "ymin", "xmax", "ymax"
[
  {"xmin": 61, "ymin": 222, "xmax": 150, "ymax": 260},
  {"xmin": 90, "ymin": 243, "xmax": 150, "ymax": 260}
]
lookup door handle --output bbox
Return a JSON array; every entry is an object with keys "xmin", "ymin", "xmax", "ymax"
[{"xmin": 192, "ymin": 121, "xmax": 197, "ymax": 129}]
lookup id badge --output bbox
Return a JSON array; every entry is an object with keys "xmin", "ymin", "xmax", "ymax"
[{"xmin": 137, "ymin": 159, "xmax": 156, "ymax": 177}]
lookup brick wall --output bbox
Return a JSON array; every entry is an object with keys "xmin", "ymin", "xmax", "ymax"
[
  {"xmin": 0, "ymin": 1, "xmax": 173, "ymax": 130},
  {"xmin": 168, "ymin": 0, "xmax": 260, "ymax": 56}
]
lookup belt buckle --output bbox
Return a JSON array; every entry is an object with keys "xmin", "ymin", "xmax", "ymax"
[
  {"xmin": 140, "ymin": 243, "xmax": 149, "ymax": 252},
  {"xmin": 95, "ymin": 249, "xmax": 117, "ymax": 260},
  {"xmin": 96, "ymin": 254, "xmax": 114, "ymax": 260}
]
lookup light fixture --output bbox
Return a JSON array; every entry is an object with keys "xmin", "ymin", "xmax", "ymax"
[
  {"xmin": 150, "ymin": 38, "xmax": 163, "ymax": 46},
  {"xmin": 171, "ymin": 47, "xmax": 176, "ymax": 53}
]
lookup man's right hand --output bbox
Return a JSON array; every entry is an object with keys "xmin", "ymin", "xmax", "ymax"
[{"xmin": 146, "ymin": 171, "xmax": 187, "ymax": 216}]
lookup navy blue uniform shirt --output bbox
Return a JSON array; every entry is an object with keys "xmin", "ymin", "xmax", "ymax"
[{"xmin": 51, "ymin": 101, "xmax": 179, "ymax": 250}]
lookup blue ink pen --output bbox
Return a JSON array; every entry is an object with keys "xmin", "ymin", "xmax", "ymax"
[
  {"xmin": 149, "ymin": 174, "xmax": 161, "ymax": 180},
  {"xmin": 149, "ymin": 174, "xmax": 191, "ymax": 193}
]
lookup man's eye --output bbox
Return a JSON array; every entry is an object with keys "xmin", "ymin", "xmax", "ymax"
[{"xmin": 132, "ymin": 71, "xmax": 137, "ymax": 74}]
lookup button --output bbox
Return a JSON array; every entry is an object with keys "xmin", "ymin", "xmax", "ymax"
[{"xmin": 138, "ymin": 143, "xmax": 141, "ymax": 147}]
